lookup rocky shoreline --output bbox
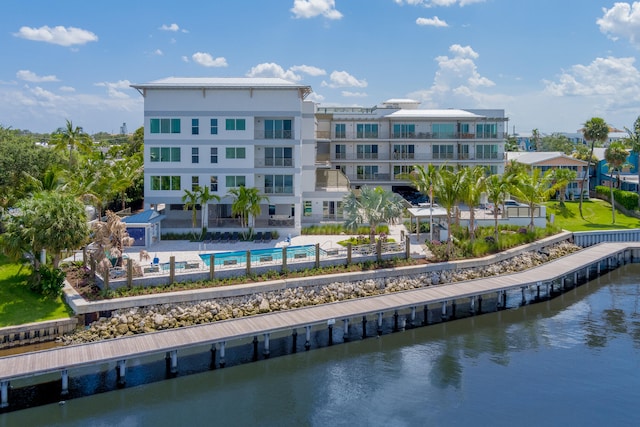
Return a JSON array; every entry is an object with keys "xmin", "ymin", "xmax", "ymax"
[{"xmin": 60, "ymin": 241, "xmax": 580, "ymax": 345}]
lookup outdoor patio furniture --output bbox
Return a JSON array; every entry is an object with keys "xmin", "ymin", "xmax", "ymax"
[
  {"xmin": 204, "ymin": 232, "xmax": 213, "ymax": 243},
  {"xmin": 230, "ymin": 231, "xmax": 239, "ymax": 243},
  {"xmin": 212, "ymin": 231, "xmax": 221, "ymax": 243},
  {"xmin": 220, "ymin": 232, "xmax": 230, "ymax": 242},
  {"xmin": 254, "ymin": 231, "xmax": 263, "ymax": 243},
  {"xmin": 263, "ymin": 231, "xmax": 272, "ymax": 243}
]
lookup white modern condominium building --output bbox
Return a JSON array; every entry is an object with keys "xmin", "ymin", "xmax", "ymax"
[{"xmin": 132, "ymin": 78, "xmax": 506, "ymax": 233}]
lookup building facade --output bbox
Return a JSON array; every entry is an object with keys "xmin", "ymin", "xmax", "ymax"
[{"xmin": 132, "ymin": 79, "xmax": 507, "ymax": 233}]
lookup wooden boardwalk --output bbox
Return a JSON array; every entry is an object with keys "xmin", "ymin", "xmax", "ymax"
[{"xmin": 1, "ymin": 242, "xmax": 638, "ymax": 387}]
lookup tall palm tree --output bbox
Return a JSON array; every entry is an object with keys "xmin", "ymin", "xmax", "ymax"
[
  {"xmin": 604, "ymin": 141, "xmax": 629, "ymax": 223},
  {"xmin": 510, "ymin": 168, "xmax": 555, "ymax": 232},
  {"xmin": 579, "ymin": 117, "xmax": 609, "ymax": 219},
  {"xmin": 111, "ymin": 153, "xmax": 143, "ymax": 211},
  {"xmin": 342, "ymin": 186, "xmax": 405, "ymax": 243},
  {"xmin": 550, "ymin": 167, "xmax": 577, "ymax": 207},
  {"xmin": 433, "ymin": 166, "xmax": 464, "ymax": 255},
  {"xmin": 182, "ymin": 187, "xmax": 201, "ymax": 236},
  {"xmin": 623, "ymin": 115, "xmax": 640, "ymax": 209},
  {"xmin": 198, "ymin": 185, "xmax": 220, "ymax": 231},
  {"xmin": 50, "ymin": 119, "xmax": 93, "ymax": 168},
  {"xmin": 485, "ymin": 174, "xmax": 511, "ymax": 243},
  {"xmin": 459, "ymin": 166, "xmax": 486, "ymax": 242},
  {"xmin": 227, "ymin": 186, "xmax": 268, "ymax": 237},
  {"xmin": 401, "ymin": 164, "xmax": 438, "ymax": 240}
]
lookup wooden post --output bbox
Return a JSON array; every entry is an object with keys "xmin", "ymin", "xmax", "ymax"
[
  {"xmin": 169, "ymin": 256, "xmax": 175, "ymax": 284},
  {"xmin": 104, "ymin": 268, "xmax": 109, "ymax": 290},
  {"xmin": 61, "ymin": 369, "xmax": 69, "ymax": 396},
  {"xmin": 315, "ymin": 243, "xmax": 320, "ymax": 268},
  {"xmin": 90, "ymin": 254, "xmax": 96, "ymax": 278},
  {"xmin": 126, "ymin": 260, "xmax": 133, "ymax": 288},
  {"xmin": 209, "ymin": 254, "xmax": 215, "ymax": 280},
  {"xmin": 282, "ymin": 247, "xmax": 288, "ymax": 272},
  {"xmin": 117, "ymin": 360, "xmax": 126, "ymax": 387},
  {"xmin": 405, "ymin": 236, "xmax": 410, "ymax": 259},
  {"xmin": 376, "ymin": 239, "xmax": 382, "ymax": 262},
  {"xmin": 82, "ymin": 247, "xmax": 87, "ymax": 268},
  {"xmin": 347, "ymin": 243, "xmax": 352, "ymax": 265},
  {"xmin": 246, "ymin": 250, "xmax": 251, "ymax": 276}
]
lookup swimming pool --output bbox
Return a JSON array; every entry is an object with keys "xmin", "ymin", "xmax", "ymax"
[{"xmin": 199, "ymin": 244, "xmax": 320, "ymax": 267}]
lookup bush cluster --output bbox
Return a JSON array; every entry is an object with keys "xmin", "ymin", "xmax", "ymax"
[{"xmin": 595, "ymin": 185, "xmax": 639, "ymax": 211}]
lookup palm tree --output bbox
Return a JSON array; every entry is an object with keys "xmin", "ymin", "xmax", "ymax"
[
  {"xmin": 623, "ymin": 115, "xmax": 640, "ymax": 209},
  {"xmin": 227, "ymin": 186, "xmax": 268, "ymax": 237},
  {"xmin": 459, "ymin": 166, "xmax": 486, "ymax": 242},
  {"xmin": 342, "ymin": 186, "xmax": 405, "ymax": 243},
  {"xmin": 510, "ymin": 168, "xmax": 555, "ymax": 232},
  {"xmin": 182, "ymin": 187, "xmax": 201, "ymax": 236},
  {"xmin": 433, "ymin": 166, "xmax": 464, "ymax": 255},
  {"xmin": 485, "ymin": 174, "xmax": 511, "ymax": 242},
  {"xmin": 50, "ymin": 119, "xmax": 93, "ymax": 167},
  {"xmin": 22, "ymin": 166, "xmax": 67, "ymax": 193},
  {"xmin": 604, "ymin": 141, "xmax": 629, "ymax": 223},
  {"xmin": 532, "ymin": 128, "xmax": 542, "ymax": 151},
  {"xmin": 579, "ymin": 117, "xmax": 609, "ymax": 219},
  {"xmin": 111, "ymin": 153, "xmax": 143, "ymax": 211},
  {"xmin": 550, "ymin": 167, "xmax": 577, "ymax": 207},
  {"xmin": 198, "ymin": 185, "xmax": 220, "ymax": 231},
  {"xmin": 401, "ymin": 164, "xmax": 438, "ymax": 240}
]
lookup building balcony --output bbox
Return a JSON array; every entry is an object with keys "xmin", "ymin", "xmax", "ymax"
[
  {"xmin": 330, "ymin": 132, "xmax": 504, "ymax": 140},
  {"xmin": 260, "ymin": 186, "xmax": 294, "ymax": 195},
  {"xmin": 330, "ymin": 153, "xmax": 503, "ymax": 162},
  {"xmin": 347, "ymin": 173, "xmax": 392, "ymax": 182},
  {"xmin": 254, "ymin": 130, "xmax": 293, "ymax": 140}
]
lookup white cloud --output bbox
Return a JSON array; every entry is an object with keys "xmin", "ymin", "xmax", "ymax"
[
  {"xmin": 246, "ymin": 63, "xmax": 302, "ymax": 82},
  {"xmin": 597, "ymin": 2, "xmax": 640, "ymax": 47},
  {"xmin": 181, "ymin": 56, "xmax": 189, "ymax": 63},
  {"xmin": 321, "ymin": 71, "xmax": 368, "ymax": 88},
  {"xmin": 153, "ymin": 49, "xmax": 164, "ymax": 56},
  {"xmin": 291, "ymin": 0, "xmax": 343, "ymax": 19},
  {"xmin": 14, "ymin": 25, "xmax": 98, "ymax": 46},
  {"xmin": 341, "ymin": 91, "xmax": 368, "ymax": 97},
  {"xmin": 192, "ymin": 52, "xmax": 228, "ymax": 67},
  {"xmin": 16, "ymin": 70, "xmax": 59, "ymax": 82},
  {"xmin": 290, "ymin": 65, "xmax": 327, "ymax": 76},
  {"xmin": 59, "ymin": 86, "xmax": 75, "ymax": 92},
  {"xmin": 94, "ymin": 80, "xmax": 132, "ymax": 99},
  {"xmin": 395, "ymin": 0, "xmax": 484, "ymax": 6},
  {"xmin": 159, "ymin": 23, "xmax": 180, "ymax": 32},
  {"xmin": 416, "ymin": 16, "xmax": 448, "ymax": 27},
  {"xmin": 307, "ymin": 92, "xmax": 325, "ymax": 103}
]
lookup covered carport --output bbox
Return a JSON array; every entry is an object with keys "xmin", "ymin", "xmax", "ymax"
[{"xmin": 406, "ymin": 206, "xmax": 448, "ymax": 242}]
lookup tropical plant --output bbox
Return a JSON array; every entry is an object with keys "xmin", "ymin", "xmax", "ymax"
[
  {"xmin": 579, "ymin": 117, "xmax": 609, "ymax": 219},
  {"xmin": 50, "ymin": 119, "xmax": 93, "ymax": 167},
  {"xmin": 198, "ymin": 185, "xmax": 220, "ymax": 231},
  {"xmin": 459, "ymin": 166, "xmax": 486, "ymax": 242},
  {"xmin": 433, "ymin": 166, "xmax": 464, "ymax": 255},
  {"xmin": 510, "ymin": 168, "xmax": 555, "ymax": 231},
  {"xmin": 604, "ymin": 141, "xmax": 629, "ymax": 223},
  {"xmin": 0, "ymin": 191, "xmax": 90, "ymax": 269},
  {"xmin": 623, "ymin": 115, "xmax": 640, "ymax": 209},
  {"xmin": 111, "ymin": 153, "xmax": 143, "ymax": 211},
  {"xmin": 227, "ymin": 186, "xmax": 268, "ymax": 237},
  {"xmin": 484, "ymin": 173, "xmax": 512, "ymax": 242},
  {"xmin": 342, "ymin": 186, "xmax": 405, "ymax": 243},
  {"xmin": 550, "ymin": 167, "xmax": 577, "ymax": 206},
  {"xmin": 92, "ymin": 210, "xmax": 134, "ymax": 268},
  {"xmin": 182, "ymin": 187, "xmax": 201, "ymax": 236}
]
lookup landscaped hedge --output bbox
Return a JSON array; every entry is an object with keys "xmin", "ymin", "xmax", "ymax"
[{"xmin": 595, "ymin": 185, "xmax": 639, "ymax": 211}]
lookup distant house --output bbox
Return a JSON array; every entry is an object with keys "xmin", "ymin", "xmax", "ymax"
[
  {"xmin": 593, "ymin": 147, "xmax": 639, "ymax": 193},
  {"xmin": 506, "ymin": 151, "xmax": 589, "ymax": 199}
]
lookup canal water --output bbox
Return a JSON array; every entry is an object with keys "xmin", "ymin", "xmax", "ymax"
[{"xmin": 2, "ymin": 264, "xmax": 640, "ymax": 427}]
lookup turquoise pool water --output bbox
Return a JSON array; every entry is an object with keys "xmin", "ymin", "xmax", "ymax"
[{"xmin": 199, "ymin": 245, "xmax": 318, "ymax": 267}]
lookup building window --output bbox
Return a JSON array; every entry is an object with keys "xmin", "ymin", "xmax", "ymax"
[
  {"xmin": 210, "ymin": 119, "xmax": 218, "ymax": 135},
  {"xmin": 476, "ymin": 123, "xmax": 498, "ymax": 139},
  {"xmin": 264, "ymin": 119, "xmax": 292, "ymax": 139},
  {"xmin": 323, "ymin": 201, "xmax": 343, "ymax": 220},
  {"xmin": 192, "ymin": 147, "xmax": 199, "ymax": 163},
  {"xmin": 335, "ymin": 124, "xmax": 346, "ymax": 139},
  {"xmin": 265, "ymin": 147, "xmax": 293, "ymax": 166},
  {"xmin": 476, "ymin": 144, "xmax": 498, "ymax": 159},
  {"xmin": 484, "ymin": 165, "xmax": 498, "ymax": 175},
  {"xmin": 226, "ymin": 175, "xmax": 246, "ymax": 188},
  {"xmin": 210, "ymin": 147, "xmax": 218, "ymax": 163},
  {"xmin": 264, "ymin": 175, "xmax": 293, "ymax": 194},
  {"xmin": 392, "ymin": 144, "xmax": 414, "ymax": 159},
  {"xmin": 393, "ymin": 165, "xmax": 414, "ymax": 178},
  {"xmin": 432, "ymin": 123, "xmax": 455, "ymax": 139},
  {"xmin": 335, "ymin": 144, "xmax": 346, "ymax": 159},
  {"xmin": 356, "ymin": 165, "xmax": 378, "ymax": 180},
  {"xmin": 225, "ymin": 118, "xmax": 246, "ymax": 131},
  {"xmin": 459, "ymin": 144, "xmax": 469, "ymax": 159},
  {"xmin": 226, "ymin": 147, "xmax": 246, "ymax": 159},
  {"xmin": 150, "ymin": 118, "xmax": 181, "ymax": 134},
  {"xmin": 150, "ymin": 147, "xmax": 181, "ymax": 162},
  {"xmin": 150, "ymin": 176, "xmax": 181, "ymax": 190},
  {"xmin": 356, "ymin": 123, "xmax": 378, "ymax": 138},
  {"xmin": 269, "ymin": 205, "xmax": 276, "ymax": 215},
  {"xmin": 192, "ymin": 119, "xmax": 199, "ymax": 135},
  {"xmin": 357, "ymin": 144, "xmax": 378, "ymax": 159},
  {"xmin": 303, "ymin": 201, "xmax": 312, "ymax": 217},
  {"xmin": 210, "ymin": 176, "xmax": 218, "ymax": 192},
  {"xmin": 392, "ymin": 124, "xmax": 415, "ymax": 138},
  {"xmin": 191, "ymin": 176, "xmax": 199, "ymax": 191},
  {"xmin": 433, "ymin": 144, "xmax": 454, "ymax": 159}
]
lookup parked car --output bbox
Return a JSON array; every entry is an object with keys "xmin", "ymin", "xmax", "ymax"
[{"xmin": 487, "ymin": 200, "xmax": 526, "ymax": 213}]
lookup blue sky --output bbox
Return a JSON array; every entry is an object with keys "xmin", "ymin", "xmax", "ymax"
[{"xmin": 2, "ymin": 0, "xmax": 640, "ymax": 135}]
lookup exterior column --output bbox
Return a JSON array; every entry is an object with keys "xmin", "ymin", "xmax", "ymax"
[
  {"xmin": 117, "ymin": 360, "xmax": 126, "ymax": 387},
  {"xmin": 305, "ymin": 325, "xmax": 311, "ymax": 350},
  {"xmin": 441, "ymin": 301, "xmax": 447, "ymax": 319},
  {"xmin": 263, "ymin": 333, "xmax": 270, "ymax": 358},
  {"xmin": 343, "ymin": 319, "xmax": 350, "ymax": 341},
  {"xmin": 574, "ymin": 272, "xmax": 578, "ymax": 285},
  {"xmin": 170, "ymin": 350, "xmax": 178, "ymax": 375},
  {"xmin": 377, "ymin": 312, "xmax": 383, "ymax": 336},
  {"xmin": 410, "ymin": 307, "xmax": 416, "ymax": 327},
  {"xmin": 521, "ymin": 287, "xmax": 527, "ymax": 305},
  {"xmin": 61, "ymin": 369, "xmax": 69, "ymax": 396},
  {"xmin": 219, "ymin": 341, "xmax": 226, "ymax": 368},
  {"xmin": 1, "ymin": 381, "xmax": 9, "ymax": 408},
  {"xmin": 470, "ymin": 296, "xmax": 476, "ymax": 314}
]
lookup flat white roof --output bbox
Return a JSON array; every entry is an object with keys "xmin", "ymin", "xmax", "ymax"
[
  {"xmin": 386, "ymin": 109, "xmax": 485, "ymax": 119},
  {"xmin": 131, "ymin": 77, "xmax": 310, "ymax": 90}
]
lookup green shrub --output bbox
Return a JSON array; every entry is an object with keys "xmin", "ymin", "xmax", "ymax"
[
  {"xmin": 596, "ymin": 185, "xmax": 639, "ymax": 211},
  {"xmin": 30, "ymin": 265, "xmax": 66, "ymax": 298}
]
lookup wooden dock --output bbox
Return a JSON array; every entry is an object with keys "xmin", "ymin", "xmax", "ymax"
[{"xmin": 1, "ymin": 242, "xmax": 638, "ymax": 408}]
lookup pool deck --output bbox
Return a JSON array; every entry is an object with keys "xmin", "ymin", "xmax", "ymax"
[{"xmin": 123, "ymin": 224, "xmax": 430, "ymax": 267}]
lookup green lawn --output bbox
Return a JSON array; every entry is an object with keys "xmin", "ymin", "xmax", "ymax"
[
  {"xmin": 0, "ymin": 255, "xmax": 73, "ymax": 327},
  {"xmin": 546, "ymin": 199, "xmax": 640, "ymax": 231}
]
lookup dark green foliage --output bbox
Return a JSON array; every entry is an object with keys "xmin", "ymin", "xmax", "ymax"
[
  {"xmin": 302, "ymin": 224, "xmax": 388, "ymax": 235},
  {"xmin": 30, "ymin": 265, "xmax": 66, "ymax": 298},
  {"xmin": 595, "ymin": 185, "xmax": 639, "ymax": 211}
]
